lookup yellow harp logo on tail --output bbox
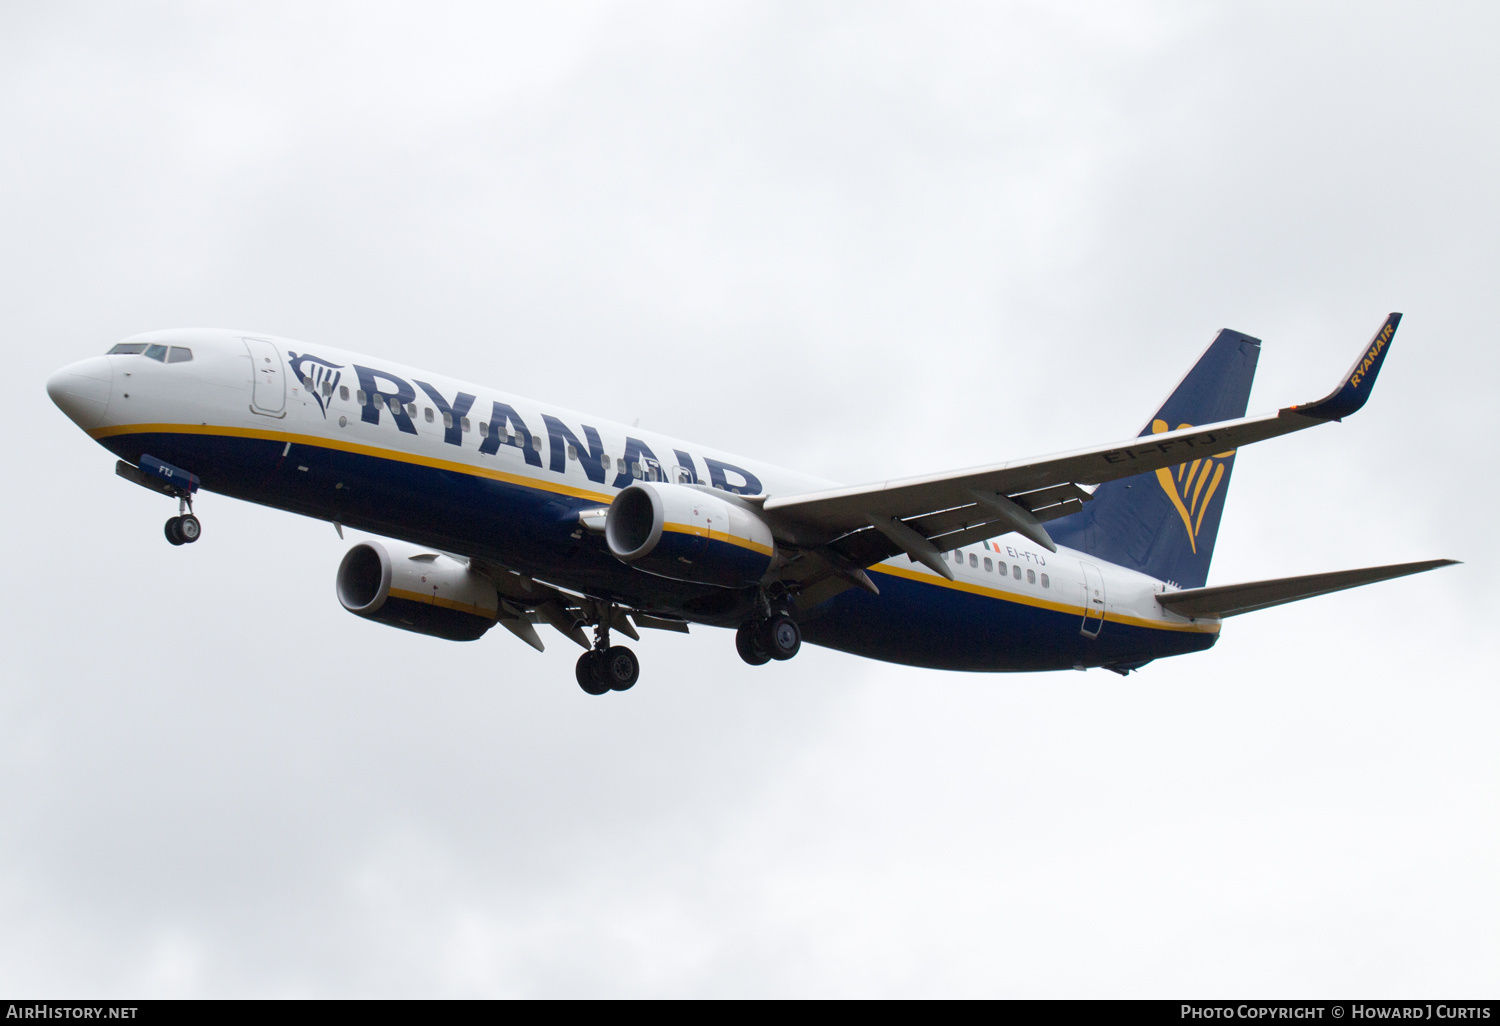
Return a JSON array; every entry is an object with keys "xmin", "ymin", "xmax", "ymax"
[{"xmin": 1151, "ymin": 419, "xmax": 1235, "ymax": 554}]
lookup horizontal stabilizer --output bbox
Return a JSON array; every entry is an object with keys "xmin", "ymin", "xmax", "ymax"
[{"xmin": 1156, "ymin": 558, "xmax": 1458, "ymax": 619}]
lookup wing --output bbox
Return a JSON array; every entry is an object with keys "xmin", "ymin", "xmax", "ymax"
[{"xmin": 762, "ymin": 314, "xmax": 1402, "ymax": 581}]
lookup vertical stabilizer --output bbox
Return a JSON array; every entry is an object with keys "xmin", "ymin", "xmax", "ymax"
[{"xmin": 1048, "ymin": 329, "xmax": 1261, "ymax": 589}]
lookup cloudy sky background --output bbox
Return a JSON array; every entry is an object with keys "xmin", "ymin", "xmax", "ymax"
[{"xmin": 2, "ymin": 0, "xmax": 1495, "ymax": 997}]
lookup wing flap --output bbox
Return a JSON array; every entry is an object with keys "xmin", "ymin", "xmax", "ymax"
[{"xmin": 1156, "ymin": 559, "xmax": 1457, "ymax": 619}]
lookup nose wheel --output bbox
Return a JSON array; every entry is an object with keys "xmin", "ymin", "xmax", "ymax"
[{"xmin": 165, "ymin": 512, "xmax": 202, "ymax": 545}]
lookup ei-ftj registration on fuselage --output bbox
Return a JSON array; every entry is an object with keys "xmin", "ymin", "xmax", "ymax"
[{"xmin": 46, "ymin": 313, "xmax": 1454, "ymax": 694}]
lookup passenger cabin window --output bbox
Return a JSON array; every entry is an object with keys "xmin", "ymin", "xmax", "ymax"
[
  {"xmin": 1027, "ymin": 569, "xmax": 1036, "ymax": 584},
  {"xmin": 166, "ymin": 347, "xmax": 192, "ymax": 363},
  {"xmin": 479, "ymin": 422, "xmax": 489, "ymax": 436},
  {"xmin": 356, "ymin": 390, "xmax": 367, "ymax": 405},
  {"xmin": 144, "ymin": 344, "xmax": 168, "ymax": 362},
  {"xmin": 322, "ymin": 379, "xmax": 333, "ymax": 396},
  {"xmin": 339, "ymin": 386, "xmax": 350, "ymax": 401},
  {"xmin": 424, "ymin": 407, "xmax": 434, "ymax": 423},
  {"xmin": 984, "ymin": 557, "xmax": 992, "ymax": 572},
  {"xmin": 442, "ymin": 411, "xmax": 453, "ymax": 429},
  {"xmin": 1040, "ymin": 573, "xmax": 1050, "ymax": 588},
  {"xmin": 461, "ymin": 418, "xmax": 471, "ymax": 433},
  {"xmin": 969, "ymin": 554, "xmax": 978, "ymax": 568},
  {"xmin": 601, "ymin": 454, "xmax": 612, "ymax": 470},
  {"xmin": 997, "ymin": 561, "xmax": 1006, "ymax": 575},
  {"xmin": 107, "ymin": 343, "xmax": 147, "ymax": 355},
  {"xmin": 567, "ymin": 445, "xmax": 578, "ymax": 461},
  {"xmin": 1013, "ymin": 565, "xmax": 1021, "ymax": 580}
]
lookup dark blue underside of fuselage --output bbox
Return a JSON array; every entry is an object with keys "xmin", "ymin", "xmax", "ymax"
[{"xmin": 102, "ymin": 430, "xmax": 1216, "ymax": 672}]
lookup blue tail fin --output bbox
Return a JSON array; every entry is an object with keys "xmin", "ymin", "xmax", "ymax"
[{"xmin": 1047, "ymin": 329, "xmax": 1261, "ymax": 589}]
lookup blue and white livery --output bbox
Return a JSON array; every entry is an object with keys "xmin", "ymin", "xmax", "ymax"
[{"xmin": 46, "ymin": 314, "xmax": 1455, "ymax": 693}]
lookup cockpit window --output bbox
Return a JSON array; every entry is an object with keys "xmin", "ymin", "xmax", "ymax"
[
  {"xmin": 108, "ymin": 343, "xmax": 147, "ymax": 355},
  {"xmin": 166, "ymin": 346, "xmax": 193, "ymax": 363},
  {"xmin": 144, "ymin": 344, "xmax": 168, "ymax": 362}
]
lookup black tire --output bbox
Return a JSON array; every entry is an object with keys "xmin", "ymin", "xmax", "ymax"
[
  {"xmin": 575, "ymin": 651, "xmax": 610, "ymax": 695},
  {"xmin": 735, "ymin": 622, "xmax": 772, "ymax": 666},
  {"xmin": 760, "ymin": 615, "xmax": 801, "ymax": 661},
  {"xmin": 177, "ymin": 514, "xmax": 202, "ymax": 543},
  {"xmin": 603, "ymin": 645, "xmax": 639, "ymax": 691},
  {"xmin": 164, "ymin": 517, "xmax": 184, "ymax": 545}
]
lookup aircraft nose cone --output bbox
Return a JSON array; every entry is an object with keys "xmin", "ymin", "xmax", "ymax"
[{"xmin": 47, "ymin": 356, "xmax": 113, "ymax": 431}]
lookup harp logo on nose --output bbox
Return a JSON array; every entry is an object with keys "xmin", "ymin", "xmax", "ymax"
[
  {"xmin": 1152, "ymin": 419, "xmax": 1234, "ymax": 553},
  {"xmin": 287, "ymin": 352, "xmax": 344, "ymax": 418}
]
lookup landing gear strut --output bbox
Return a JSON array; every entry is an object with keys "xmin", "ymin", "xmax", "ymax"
[{"xmin": 575, "ymin": 602, "xmax": 639, "ymax": 695}]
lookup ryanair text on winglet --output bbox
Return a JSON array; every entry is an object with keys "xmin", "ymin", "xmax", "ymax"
[{"xmin": 1349, "ymin": 321, "xmax": 1395, "ymax": 390}]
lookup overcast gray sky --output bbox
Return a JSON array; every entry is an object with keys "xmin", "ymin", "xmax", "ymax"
[{"xmin": 2, "ymin": 0, "xmax": 1495, "ymax": 997}]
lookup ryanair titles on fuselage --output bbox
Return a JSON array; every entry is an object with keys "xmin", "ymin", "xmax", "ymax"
[{"xmin": 306, "ymin": 353, "xmax": 768, "ymax": 498}]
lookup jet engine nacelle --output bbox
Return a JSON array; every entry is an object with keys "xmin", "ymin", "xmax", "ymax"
[
  {"xmin": 336, "ymin": 539, "xmax": 499, "ymax": 641},
  {"xmin": 605, "ymin": 482, "xmax": 774, "ymax": 588}
]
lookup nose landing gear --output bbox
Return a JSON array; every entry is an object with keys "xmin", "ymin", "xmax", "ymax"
[
  {"xmin": 575, "ymin": 603, "xmax": 640, "ymax": 695},
  {"xmin": 116, "ymin": 457, "xmax": 204, "ymax": 546}
]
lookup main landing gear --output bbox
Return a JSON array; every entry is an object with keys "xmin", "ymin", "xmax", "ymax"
[
  {"xmin": 164, "ymin": 498, "xmax": 202, "ymax": 546},
  {"xmin": 575, "ymin": 603, "xmax": 639, "ymax": 696},
  {"xmin": 735, "ymin": 613, "xmax": 801, "ymax": 666}
]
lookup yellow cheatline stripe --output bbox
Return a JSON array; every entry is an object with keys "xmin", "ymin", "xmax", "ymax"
[
  {"xmin": 661, "ymin": 521, "xmax": 774, "ymax": 557},
  {"xmin": 99, "ymin": 422, "xmax": 1214, "ymax": 634},
  {"xmin": 389, "ymin": 587, "xmax": 498, "ymax": 620},
  {"xmin": 90, "ymin": 421, "xmax": 614, "ymax": 504},
  {"xmin": 868, "ymin": 562, "xmax": 1219, "ymax": 634}
]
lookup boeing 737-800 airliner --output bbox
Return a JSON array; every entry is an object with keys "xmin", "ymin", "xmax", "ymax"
[{"xmin": 46, "ymin": 313, "xmax": 1454, "ymax": 694}]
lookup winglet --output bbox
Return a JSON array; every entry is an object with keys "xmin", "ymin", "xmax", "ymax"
[{"xmin": 1287, "ymin": 313, "xmax": 1401, "ymax": 421}]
